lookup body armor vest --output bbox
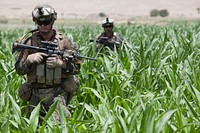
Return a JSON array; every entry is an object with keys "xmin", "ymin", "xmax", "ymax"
[{"xmin": 27, "ymin": 30, "xmax": 66, "ymax": 85}]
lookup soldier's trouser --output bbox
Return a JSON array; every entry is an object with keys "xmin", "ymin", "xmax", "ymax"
[
  {"xmin": 61, "ymin": 75, "xmax": 80, "ymax": 105},
  {"xmin": 26, "ymin": 87, "xmax": 70, "ymax": 119},
  {"xmin": 51, "ymin": 95, "xmax": 72, "ymax": 123}
]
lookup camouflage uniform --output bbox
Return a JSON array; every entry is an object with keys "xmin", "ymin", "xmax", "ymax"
[
  {"xmin": 14, "ymin": 5, "xmax": 82, "ymax": 122},
  {"xmin": 96, "ymin": 18, "xmax": 124, "ymax": 52},
  {"xmin": 15, "ymin": 29, "xmax": 81, "ymax": 119},
  {"xmin": 96, "ymin": 32, "xmax": 124, "ymax": 51}
]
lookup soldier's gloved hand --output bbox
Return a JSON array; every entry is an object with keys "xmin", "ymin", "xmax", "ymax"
[
  {"xmin": 26, "ymin": 52, "xmax": 47, "ymax": 64},
  {"xmin": 46, "ymin": 56, "xmax": 64, "ymax": 69}
]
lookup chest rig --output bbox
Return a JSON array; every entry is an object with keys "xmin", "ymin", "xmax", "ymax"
[{"xmin": 31, "ymin": 31, "xmax": 64, "ymax": 86}]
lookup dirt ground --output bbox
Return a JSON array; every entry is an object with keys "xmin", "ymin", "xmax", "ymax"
[{"xmin": 0, "ymin": 0, "xmax": 200, "ymax": 27}]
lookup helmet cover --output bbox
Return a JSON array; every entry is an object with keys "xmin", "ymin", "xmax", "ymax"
[
  {"xmin": 32, "ymin": 4, "xmax": 57, "ymax": 22},
  {"xmin": 102, "ymin": 18, "xmax": 114, "ymax": 27}
]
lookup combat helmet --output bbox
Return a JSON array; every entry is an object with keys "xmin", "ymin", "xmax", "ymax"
[
  {"xmin": 102, "ymin": 18, "xmax": 114, "ymax": 27},
  {"xmin": 32, "ymin": 4, "xmax": 57, "ymax": 22}
]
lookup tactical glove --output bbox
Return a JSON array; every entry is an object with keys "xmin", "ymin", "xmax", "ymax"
[
  {"xmin": 26, "ymin": 52, "xmax": 47, "ymax": 64},
  {"xmin": 46, "ymin": 56, "xmax": 65, "ymax": 69}
]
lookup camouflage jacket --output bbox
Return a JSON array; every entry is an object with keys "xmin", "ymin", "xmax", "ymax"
[
  {"xmin": 14, "ymin": 29, "xmax": 82, "ymax": 84},
  {"xmin": 95, "ymin": 32, "xmax": 124, "ymax": 51}
]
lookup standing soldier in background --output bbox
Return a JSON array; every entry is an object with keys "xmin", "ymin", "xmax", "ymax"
[
  {"xmin": 13, "ymin": 4, "xmax": 82, "ymax": 122},
  {"xmin": 95, "ymin": 18, "xmax": 125, "ymax": 52}
]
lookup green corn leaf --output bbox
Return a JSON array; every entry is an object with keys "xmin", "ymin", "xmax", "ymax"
[
  {"xmin": 29, "ymin": 103, "xmax": 40, "ymax": 132},
  {"xmin": 155, "ymin": 109, "xmax": 177, "ymax": 132}
]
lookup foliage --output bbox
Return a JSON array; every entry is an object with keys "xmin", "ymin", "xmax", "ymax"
[
  {"xmin": 98, "ymin": 12, "xmax": 107, "ymax": 18},
  {"xmin": 0, "ymin": 22, "xmax": 200, "ymax": 132},
  {"xmin": 150, "ymin": 9, "xmax": 159, "ymax": 17},
  {"xmin": 150, "ymin": 9, "xmax": 169, "ymax": 17},
  {"xmin": 159, "ymin": 9, "xmax": 169, "ymax": 17}
]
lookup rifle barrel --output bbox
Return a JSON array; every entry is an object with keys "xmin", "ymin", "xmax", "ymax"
[
  {"xmin": 76, "ymin": 55, "xmax": 97, "ymax": 61},
  {"xmin": 13, "ymin": 43, "xmax": 96, "ymax": 61},
  {"xmin": 14, "ymin": 43, "xmax": 46, "ymax": 51}
]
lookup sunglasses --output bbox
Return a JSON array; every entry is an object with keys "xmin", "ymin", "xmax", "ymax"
[
  {"xmin": 104, "ymin": 25, "xmax": 113, "ymax": 28},
  {"xmin": 37, "ymin": 20, "xmax": 52, "ymax": 26}
]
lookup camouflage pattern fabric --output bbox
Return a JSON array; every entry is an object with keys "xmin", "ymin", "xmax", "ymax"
[
  {"xmin": 25, "ymin": 87, "xmax": 70, "ymax": 119},
  {"xmin": 51, "ymin": 95, "xmax": 72, "ymax": 123},
  {"xmin": 18, "ymin": 82, "xmax": 32, "ymax": 101}
]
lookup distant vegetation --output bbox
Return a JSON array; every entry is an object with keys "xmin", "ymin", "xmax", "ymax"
[
  {"xmin": 98, "ymin": 12, "xmax": 106, "ymax": 18},
  {"xmin": 197, "ymin": 8, "xmax": 200, "ymax": 13},
  {"xmin": 150, "ymin": 9, "xmax": 169, "ymax": 17}
]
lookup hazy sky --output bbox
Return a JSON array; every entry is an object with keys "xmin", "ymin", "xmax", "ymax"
[{"xmin": 0, "ymin": 0, "xmax": 199, "ymax": 19}]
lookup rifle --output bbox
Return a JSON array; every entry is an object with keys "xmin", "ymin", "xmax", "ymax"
[
  {"xmin": 90, "ymin": 37, "xmax": 121, "ymax": 46},
  {"xmin": 12, "ymin": 41, "xmax": 97, "ymax": 61}
]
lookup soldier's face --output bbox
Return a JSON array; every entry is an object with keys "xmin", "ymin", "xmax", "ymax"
[
  {"xmin": 104, "ymin": 25, "xmax": 113, "ymax": 33},
  {"xmin": 37, "ymin": 20, "xmax": 53, "ymax": 33}
]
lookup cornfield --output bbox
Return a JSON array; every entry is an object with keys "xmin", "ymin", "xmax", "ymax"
[{"xmin": 0, "ymin": 21, "xmax": 200, "ymax": 133}]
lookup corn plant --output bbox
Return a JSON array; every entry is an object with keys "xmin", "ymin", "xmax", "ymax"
[{"xmin": 0, "ymin": 21, "xmax": 200, "ymax": 133}]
